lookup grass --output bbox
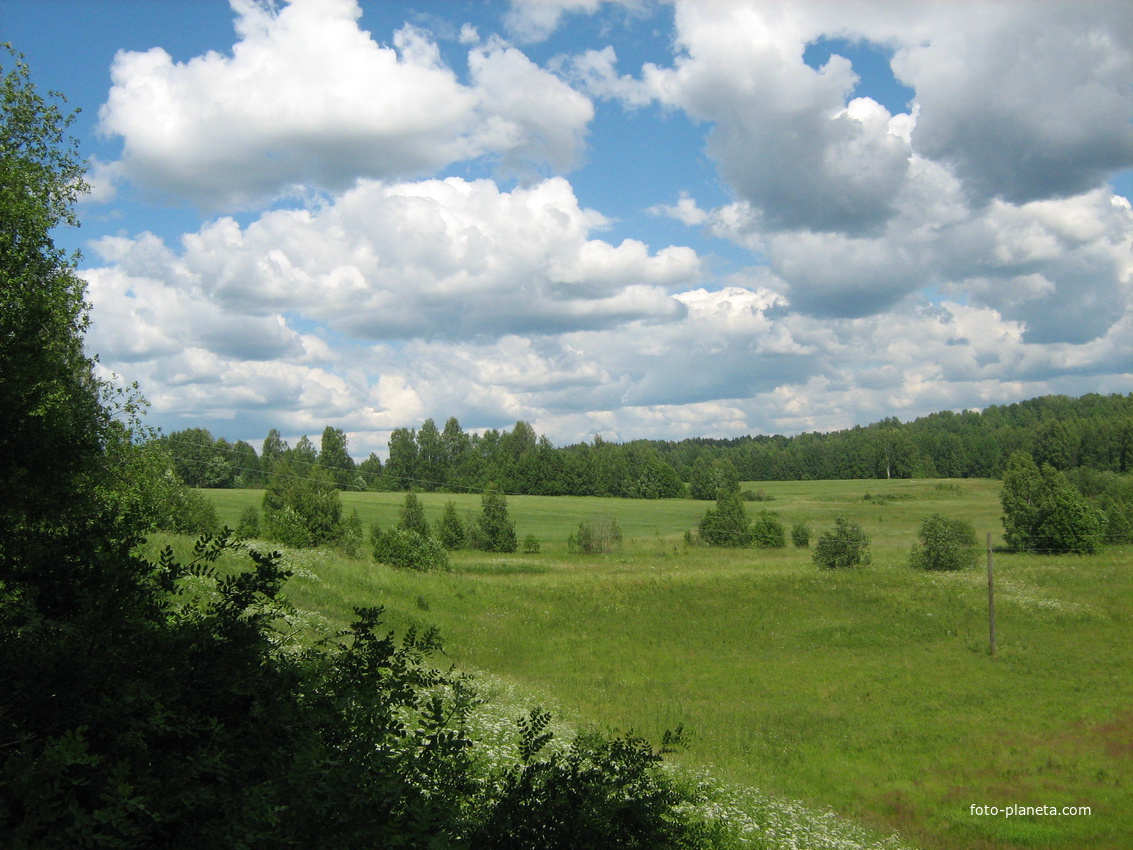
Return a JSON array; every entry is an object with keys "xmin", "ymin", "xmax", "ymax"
[{"xmin": 195, "ymin": 480, "xmax": 1132, "ymax": 850}]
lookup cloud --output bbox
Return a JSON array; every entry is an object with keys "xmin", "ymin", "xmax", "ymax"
[
  {"xmin": 82, "ymin": 175, "xmax": 704, "ymax": 425},
  {"xmin": 892, "ymin": 2, "xmax": 1133, "ymax": 205},
  {"xmin": 468, "ymin": 38, "xmax": 594, "ymax": 176},
  {"xmin": 940, "ymin": 190, "xmax": 1133, "ymax": 344},
  {"xmin": 615, "ymin": 2, "xmax": 914, "ymax": 237},
  {"xmin": 503, "ymin": 0, "xmax": 606, "ymax": 44},
  {"xmin": 97, "ymin": 0, "xmax": 594, "ymax": 208}
]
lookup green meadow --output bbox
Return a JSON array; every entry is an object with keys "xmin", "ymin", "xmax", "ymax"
[{"xmin": 197, "ymin": 479, "xmax": 1132, "ymax": 850}]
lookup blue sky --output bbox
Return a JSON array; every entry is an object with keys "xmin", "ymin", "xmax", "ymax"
[{"xmin": 6, "ymin": 0, "xmax": 1133, "ymax": 458}]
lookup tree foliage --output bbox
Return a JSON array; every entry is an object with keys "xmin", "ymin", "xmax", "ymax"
[
  {"xmin": 0, "ymin": 45, "xmax": 110, "ymax": 617},
  {"xmin": 1001, "ymin": 451, "xmax": 1103, "ymax": 554},
  {"xmin": 260, "ymin": 456, "xmax": 357, "ymax": 550},
  {"xmin": 398, "ymin": 491, "xmax": 430, "ymax": 537}
]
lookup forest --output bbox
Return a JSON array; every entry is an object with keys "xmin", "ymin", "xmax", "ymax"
[{"xmin": 161, "ymin": 391, "xmax": 1133, "ymax": 497}]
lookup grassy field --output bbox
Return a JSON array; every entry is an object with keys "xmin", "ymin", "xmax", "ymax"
[{"xmin": 196, "ymin": 479, "xmax": 1132, "ymax": 849}]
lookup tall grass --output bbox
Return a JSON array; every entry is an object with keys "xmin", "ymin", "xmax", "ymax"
[{"xmin": 197, "ymin": 479, "xmax": 1132, "ymax": 849}]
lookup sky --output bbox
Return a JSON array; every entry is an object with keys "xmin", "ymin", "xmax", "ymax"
[{"xmin": 6, "ymin": 0, "xmax": 1133, "ymax": 459}]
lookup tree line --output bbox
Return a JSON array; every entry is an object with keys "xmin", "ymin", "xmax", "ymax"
[{"xmin": 160, "ymin": 392, "xmax": 1133, "ymax": 498}]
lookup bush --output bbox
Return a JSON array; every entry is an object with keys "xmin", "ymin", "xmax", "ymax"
[
  {"xmin": 1001, "ymin": 452, "xmax": 1103, "ymax": 554},
  {"xmin": 101, "ymin": 439, "xmax": 219, "ymax": 536},
  {"xmin": 813, "ymin": 517, "xmax": 871, "ymax": 569},
  {"xmin": 435, "ymin": 500, "xmax": 467, "ymax": 549},
  {"xmin": 471, "ymin": 485, "xmax": 518, "ymax": 553},
  {"xmin": 261, "ymin": 460, "xmax": 344, "ymax": 548},
  {"xmin": 749, "ymin": 511, "xmax": 786, "ymax": 548},
  {"xmin": 338, "ymin": 508, "xmax": 364, "ymax": 558},
  {"xmin": 698, "ymin": 488, "xmax": 751, "ymax": 547},
  {"xmin": 469, "ymin": 712, "xmax": 710, "ymax": 850},
  {"xmin": 741, "ymin": 488, "xmax": 774, "ymax": 502},
  {"xmin": 791, "ymin": 521, "xmax": 810, "ymax": 548},
  {"xmin": 522, "ymin": 533, "xmax": 541, "ymax": 554},
  {"xmin": 398, "ymin": 491, "xmax": 430, "ymax": 537},
  {"xmin": 235, "ymin": 505, "xmax": 260, "ymax": 539},
  {"xmin": 910, "ymin": 513, "xmax": 979, "ymax": 571},
  {"xmin": 568, "ymin": 516, "xmax": 622, "ymax": 555},
  {"xmin": 373, "ymin": 527, "xmax": 450, "ymax": 571}
]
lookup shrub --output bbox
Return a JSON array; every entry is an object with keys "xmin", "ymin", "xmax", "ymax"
[
  {"xmin": 749, "ymin": 511, "xmax": 786, "ymax": 548},
  {"xmin": 435, "ymin": 500, "xmax": 467, "ymax": 549},
  {"xmin": 910, "ymin": 513, "xmax": 979, "ymax": 571},
  {"xmin": 398, "ymin": 491, "xmax": 430, "ymax": 537},
  {"xmin": 522, "ymin": 533, "xmax": 541, "ymax": 554},
  {"xmin": 1001, "ymin": 452, "xmax": 1103, "ymax": 554},
  {"xmin": 101, "ymin": 440, "xmax": 219, "ymax": 536},
  {"xmin": 235, "ymin": 505, "xmax": 260, "ymax": 539},
  {"xmin": 813, "ymin": 517, "xmax": 871, "ymax": 569},
  {"xmin": 373, "ymin": 527, "xmax": 450, "ymax": 571},
  {"xmin": 741, "ymin": 488, "xmax": 774, "ymax": 502},
  {"xmin": 469, "ymin": 712, "xmax": 710, "ymax": 850},
  {"xmin": 337, "ymin": 508, "xmax": 364, "ymax": 558},
  {"xmin": 791, "ymin": 521, "xmax": 811, "ymax": 548},
  {"xmin": 471, "ymin": 485, "xmax": 518, "ymax": 553},
  {"xmin": 698, "ymin": 488, "xmax": 751, "ymax": 547},
  {"xmin": 261, "ymin": 460, "xmax": 344, "ymax": 547},
  {"xmin": 568, "ymin": 516, "xmax": 622, "ymax": 555}
]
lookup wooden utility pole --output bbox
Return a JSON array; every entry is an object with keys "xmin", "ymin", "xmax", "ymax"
[{"xmin": 987, "ymin": 532, "xmax": 996, "ymax": 658}]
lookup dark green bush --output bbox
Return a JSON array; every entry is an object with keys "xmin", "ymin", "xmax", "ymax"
[
  {"xmin": 813, "ymin": 517, "xmax": 871, "ymax": 569},
  {"xmin": 372, "ymin": 527, "xmax": 450, "ymax": 571},
  {"xmin": 469, "ymin": 711, "xmax": 710, "ymax": 850},
  {"xmin": 910, "ymin": 513, "xmax": 979, "ymax": 571},
  {"xmin": 435, "ymin": 500, "xmax": 467, "ymax": 549},
  {"xmin": 470, "ymin": 485, "xmax": 518, "ymax": 553},
  {"xmin": 791, "ymin": 521, "xmax": 811, "ymax": 548},
  {"xmin": 1002, "ymin": 452, "xmax": 1103, "ymax": 554},
  {"xmin": 698, "ymin": 489, "xmax": 751, "ymax": 547},
  {"xmin": 749, "ymin": 511, "xmax": 786, "ymax": 548},
  {"xmin": 235, "ymin": 505, "xmax": 260, "ymax": 539}
]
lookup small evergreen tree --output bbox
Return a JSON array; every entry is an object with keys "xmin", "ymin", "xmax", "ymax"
[
  {"xmin": 471, "ymin": 485, "xmax": 518, "ymax": 553},
  {"xmin": 398, "ymin": 491, "xmax": 430, "ymax": 537},
  {"xmin": 435, "ymin": 500, "xmax": 467, "ymax": 549},
  {"xmin": 235, "ymin": 504, "xmax": 261, "ymax": 539}
]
